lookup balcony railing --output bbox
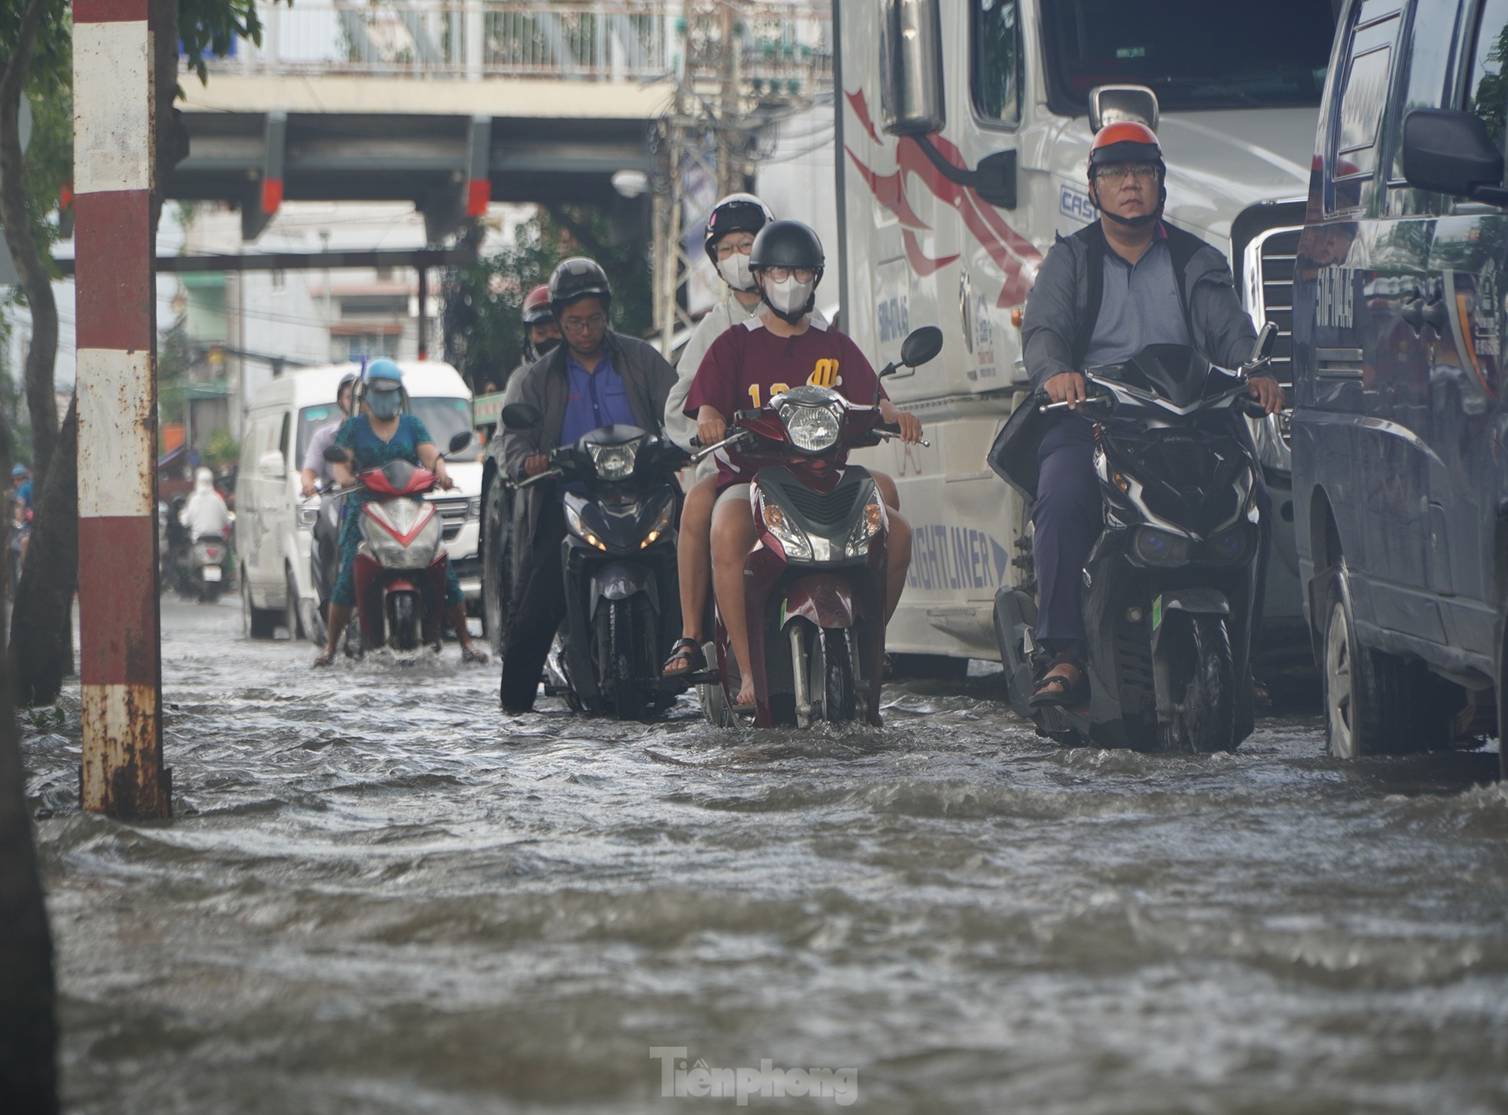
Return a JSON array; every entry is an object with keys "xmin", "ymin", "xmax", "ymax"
[{"xmin": 204, "ymin": 1, "xmax": 831, "ymax": 86}]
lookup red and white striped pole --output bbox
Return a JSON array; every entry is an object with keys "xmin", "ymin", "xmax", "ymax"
[{"xmin": 73, "ymin": 0, "xmax": 170, "ymax": 818}]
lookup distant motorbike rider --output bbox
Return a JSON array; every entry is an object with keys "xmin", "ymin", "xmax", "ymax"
[
  {"xmin": 497, "ymin": 256, "xmax": 678, "ymax": 712},
  {"xmin": 180, "ymin": 467, "xmax": 231, "ymax": 540},
  {"xmin": 315, "ymin": 359, "xmax": 488, "ymax": 667},
  {"xmin": 682, "ymin": 220, "xmax": 922, "ymax": 710},
  {"xmin": 300, "ymin": 372, "xmax": 359, "ymax": 624},
  {"xmin": 1020, "ymin": 120, "xmax": 1284, "ymax": 707},
  {"xmin": 515, "ymin": 284, "xmax": 562, "ymax": 371}
]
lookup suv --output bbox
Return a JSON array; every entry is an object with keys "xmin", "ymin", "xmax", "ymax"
[{"xmin": 1292, "ymin": 0, "xmax": 1508, "ymax": 774}]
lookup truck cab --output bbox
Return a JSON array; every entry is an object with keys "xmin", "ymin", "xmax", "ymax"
[
  {"xmin": 1292, "ymin": 0, "xmax": 1508, "ymax": 772},
  {"xmin": 802, "ymin": 0, "xmax": 1334, "ymax": 680}
]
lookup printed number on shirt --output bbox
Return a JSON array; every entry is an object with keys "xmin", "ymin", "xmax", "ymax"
[{"xmin": 747, "ymin": 383, "xmax": 791, "ymax": 408}]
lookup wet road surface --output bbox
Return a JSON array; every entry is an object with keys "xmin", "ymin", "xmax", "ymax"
[{"xmin": 21, "ymin": 599, "xmax": 1508, "ymax": 1113}]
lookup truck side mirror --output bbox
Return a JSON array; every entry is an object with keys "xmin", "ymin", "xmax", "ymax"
[
  {"xmin": 879, "ymin": 0, "xmax": 945, "ymax": 137},
  {"xmin": 900, "ymin": 325, "xmax": 944, "ymax": 368},
  {"xmin": 1402, "ymin": 108, "xmax": 1508, "ymax": 206},
  {"xmin": 1089, "ymin": 85, "xmax": 1160, "ymax": 133},
  {"xmin": 448, "ymin": 431, "xmax": 474, "ymax": 455},
  {"xmin": 501, "ymin": 403, "xmax": 542, "ymax": 431}
]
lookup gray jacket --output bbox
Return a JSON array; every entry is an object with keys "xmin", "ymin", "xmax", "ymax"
[
  {"xmin": 497, "ymin": 331, "xmax": 677, "ymax": 539},
  {"xmin": 1022, "ymin": 221, "xmax": 1261, "ymax": 390}
]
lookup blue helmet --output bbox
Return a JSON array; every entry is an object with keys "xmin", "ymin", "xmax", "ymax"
[
  {"xmin": 362, "ymin": 359, "xmax": 406, "ymax": 419},
  {"xmin": 11, "ymin": 464, "xmax": 29, "ymax": 479}
]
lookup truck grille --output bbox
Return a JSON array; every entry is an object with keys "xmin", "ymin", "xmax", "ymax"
[
  {"xmin": 1241, "ymin": 224, "xmax": 1301, "ymax": 457},
  {"xmin": 428, "ymin": 496, "xmax": 469, "ymax": 541}
]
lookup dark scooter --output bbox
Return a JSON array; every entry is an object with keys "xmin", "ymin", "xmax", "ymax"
[
  {"xmin": 504, "ymin": 406, "xmax": 689, "ymax": 718},
  {"xmin": 989, "ymin": 324, "xmax": 1277, "ymax": 752},
  {"xmin": 691, "ymin": 326, "xmax": 942, "ymax": 729}
]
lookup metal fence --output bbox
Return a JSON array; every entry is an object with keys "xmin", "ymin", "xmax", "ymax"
[{"xmin": 207, "ymin": 1, "xmax": 830, "ymax": 85}]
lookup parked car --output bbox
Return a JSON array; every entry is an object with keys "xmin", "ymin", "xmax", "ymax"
[
  {"xmin": 235, "ymin": 361, "xmax": 483, "ymax": 641},
  {"xmin": 1291, "ymin": 0, "xmax": 1508, "ymax": 772}
]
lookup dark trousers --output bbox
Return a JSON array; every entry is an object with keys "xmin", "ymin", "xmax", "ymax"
[
  {"xmin": 312, "ymin": 497, "xmax": 340, "ymax": 611},
  {"xmin": 499, "ymin": 497, "xmax": 567, "ymax": 712},
  {"xmin": 1032, "ymin": 417, "xmax": 1271, "ymax": 659}
]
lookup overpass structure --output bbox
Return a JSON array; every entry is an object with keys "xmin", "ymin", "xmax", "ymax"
[{"xmin": 168, "ymin": 1, "xmax": 832, "ymax": 242}]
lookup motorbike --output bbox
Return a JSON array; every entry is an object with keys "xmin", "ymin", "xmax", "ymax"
[
  {"xmin": 988, "ymin": 324, "xmax": 1278, "ymax": 753},
  {"xmin": 186, "ymin": 531, "xmax": 229, "ymax": 602},
  {"xmin": 323, "ymin": 432, "xmax": 472, "ymax": 655},
  {"xmin": 504, "ymin": 405, "xmax": 690, "ymax": 719},
  {"xmin": 690, "ymin": 325, "xmax": 942, "ymax": 729}
]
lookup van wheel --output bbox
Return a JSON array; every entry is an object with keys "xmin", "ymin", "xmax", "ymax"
[
  {"xmin": 1321, "ymin": 565, "xmax": 1436, "ymax": 757},
  {"xmin": 241, "ymin": 574, "xmax": 277, "ymax": 640},
  {"xmin": 284, "ymin": 568, "xmax": 303, "ymax": 641}
]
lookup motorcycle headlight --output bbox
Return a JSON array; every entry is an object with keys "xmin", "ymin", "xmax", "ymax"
[
  {"xmin": 587, "ymin": 439, "xmax": 641, "ymax": 481},
  {"xmin": 757, "ymin": 488, "xmax": 813, "ymax": 562},
  {"xmin": 1204, "ymin": 524, "xmax": 1254, "ymax": 565},
  {"xmin": 640, "ymin": 500, "xmax": 676, "ymax": 549},
  {"xmin": 780, "ymin": 403, "xmax": 841, "ymax": 453},
  {"xmin": 565, "ymin": 502, "xmax": 607, "ymax": 552},
  {"xmin": 843, "ymin": 481, "xmax": 886, "ymax": 558},
  {"xmin": 1132, "ymin": 526, "xmax": 1191, "ymax": 567}
]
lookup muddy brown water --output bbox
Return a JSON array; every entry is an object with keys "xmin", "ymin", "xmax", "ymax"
[{"xmin": 20, "ymin": 599, "xmax": 1508, "ymax": 1113}]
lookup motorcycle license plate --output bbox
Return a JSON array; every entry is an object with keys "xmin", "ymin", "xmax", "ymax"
[{"xmin": 202, "ymin": 567, "xmax": 223, "ymax": 582}]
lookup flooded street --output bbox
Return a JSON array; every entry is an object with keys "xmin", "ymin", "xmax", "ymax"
[{"xmin": 20, "ymin": 598, "xmax": 1508, "ymax": 1113}]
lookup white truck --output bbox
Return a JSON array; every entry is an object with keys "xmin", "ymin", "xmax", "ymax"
[{"xmin": 756, "ymin": 0, "xmax": 1335, "ymax": 681}]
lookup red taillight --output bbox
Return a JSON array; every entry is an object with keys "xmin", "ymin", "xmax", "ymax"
[{"xmin": 204, "ymin": 547, "xmax": 222, "ymax": 559}]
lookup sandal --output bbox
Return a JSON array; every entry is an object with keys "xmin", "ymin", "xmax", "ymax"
[
  {"xmin": 1029, "ymin": 656, "xmax": 1088, "ymax": 708},
  {"xmin": 461, "ymin": 645, "xmax": 489, "ymax": 665},
  {"xmin": 662, "ymin": 638, "xmax": 706, "ymax": 678},
  {"xmin": 313, "ymin": 649, "xmax": 336, "ymax": 668}
]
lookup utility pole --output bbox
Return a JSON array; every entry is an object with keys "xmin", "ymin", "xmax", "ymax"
[{"xmin": 74, "ymin": 0, "xmax": 171, "ymax": 818}]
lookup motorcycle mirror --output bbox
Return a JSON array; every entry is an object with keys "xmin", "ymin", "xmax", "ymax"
[
  {"xmin": 501, "ymin": 403, "xmax": 542, "ymax": 431},
  {"xmin": 900, "ymin": 325, "xmax": 943, "ymax": 368},
  {"xmin": 323, "ymin": 446, "xmax": 351, "ymax": 463},
  {"xmin": 448, "ymin": 431, "xmax": 474, "ymax": 454},
  {"xmin": 1251, "ymin": 321, "xmax": 1278, "ymax": 364}
]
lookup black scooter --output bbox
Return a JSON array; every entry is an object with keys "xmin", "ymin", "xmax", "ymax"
[
  {"xmin": 505, "ymin": 405, "xmax": 690, "ymax": 718},
  {"xmin": 989, "ymin": 325, "xmax": 1276, "ymax": 752}
]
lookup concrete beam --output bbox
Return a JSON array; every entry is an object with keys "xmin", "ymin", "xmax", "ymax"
[{"xmin": 52, "ymin": 245, "xmax": 478, "ymax": 276}]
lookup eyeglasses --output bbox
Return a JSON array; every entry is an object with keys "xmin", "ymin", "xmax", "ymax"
[
  {"xmin": 761, "ymin": 266, "xmax": 817, "ymax": 284},
  {"xmin": 716, "ymin": 239, "xmax": 755, "ymax": 260},
  {"xmin": 1095, "ymin": 164, "xmax": 1159, "ymax": 184},
  {"xmin": 559, "ymin": 313, "xmax": 607, "ymax": 333}
]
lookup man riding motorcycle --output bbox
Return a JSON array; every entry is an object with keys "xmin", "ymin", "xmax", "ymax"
[
  {"xmin": 506, "ymin": 283, "xmax": 562, "ymax": 390},
  {"xmin": 300, "ymin": 372, "xmax": 359, "ymax": 626},
  {"xmin": 1021, "ymin": 121, "xmax": 1284, "ymax": 708},
  {"xmin": 683, "ymin": 220, "xmax": 923, "ymax": 711},
  {"xmin": 497, "ymin": 257, "xmax": 678, "ymax": 712}
]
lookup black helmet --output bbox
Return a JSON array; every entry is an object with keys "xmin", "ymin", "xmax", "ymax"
[
  {"xmin": 750, "ymin": 220, "xmax": 825, "ymax": 275},
  {"xmin": 703, "ymin": 193, "xmax": 774, "ymax": 266},
  {"xmin": 548, "ymin": 257, "xmax": 612, "ymax": 316}
]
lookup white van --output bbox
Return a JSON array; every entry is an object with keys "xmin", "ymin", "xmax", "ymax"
[
  {"xmin": 235, "ymin": 361, "xmax": 484, "ymax": 640},
  {"xmin": 754, "ymin": 0, "xmax": 1335, "ymax": 682}
]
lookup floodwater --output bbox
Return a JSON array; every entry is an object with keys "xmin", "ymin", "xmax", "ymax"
[{"xmin": 20, "ymin": 599, "xmax": 1508, "ymax": 1114}]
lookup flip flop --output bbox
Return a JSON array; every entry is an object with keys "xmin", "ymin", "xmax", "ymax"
[{"xmin": 662, "ymin": 638, "xmax": 706, "ymax": 678}]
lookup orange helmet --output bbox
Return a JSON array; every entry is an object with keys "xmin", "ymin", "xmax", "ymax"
[{"xmin": 1088, "ymin": 120, "xmax": 1164, "ymax": 180}]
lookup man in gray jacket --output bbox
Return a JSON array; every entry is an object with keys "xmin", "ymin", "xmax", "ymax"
[
  {"xmin": 497, "ymin": 257, "xmax": 678, "ymax": 711},
  {"xmin": 1020, "ymin": 120, "xmax": 1283, "ymax": 707}
]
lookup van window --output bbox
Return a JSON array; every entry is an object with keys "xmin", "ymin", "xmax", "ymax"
[
  {"xmin": 278, "ymin": 413, "xmax": 290, "ymax": 467},
  {"xmin": 1330, "ymin": 5, "xmax": 1403, "ymax": 212},
  {"xmin": 410, "ymin": 396, "xmax": 484, "ymax": 462},
  {"xmin": 1384, "ymin": 0, "xmax": 1456, "ymax": 190},
  {"xmin": 1041, "ymin": 0, "xmax": 1331, "ymax": 114},
  {"xmin": 1467, "ymin": 0, "xmax": 1508, "ymax": 146},
  {"xmin": 972, "ymin": 0, "xmax": 1022, "ymax": 127},
  {"xmin": 297, "ymin": 404, "xmax": 344, "ymax": 470}
]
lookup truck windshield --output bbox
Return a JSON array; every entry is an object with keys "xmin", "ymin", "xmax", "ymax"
[
  {"xmin": 296, "ymin": 396, "xmax": 483, "ymax": 467},
  {"xmin": 1042, "ymin": 0, "xmax": 1334, "ymax": 115}
]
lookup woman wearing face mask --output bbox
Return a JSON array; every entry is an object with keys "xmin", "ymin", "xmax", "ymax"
[
  {"xmin": 681, "ymin": 220, "xmax": 923, "ymax": 709},
  {"xmin": 315, "ymin": 358, "xmax": 488, "ymax": 667}
]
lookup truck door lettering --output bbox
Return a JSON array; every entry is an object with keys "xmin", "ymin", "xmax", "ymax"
[
  {"xmin": 905, "ymin": 524, "xmax": 1012, "ymax": 591},
  {"xmin": 1317, "ymin": 265, "xmax": 1355, "ymax": 328}
]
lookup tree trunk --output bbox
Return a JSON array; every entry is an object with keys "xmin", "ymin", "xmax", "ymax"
[
  {"xmin": 9, "ymin": 399, "xmax": 77, "ymax": 708},
  {"xmin": 0, "ymin": 393, "xmax": 60, "ymax": 1114},
  {"xmin": 0, "ymin": 0, "xmax": 60, "ymax": 492}
]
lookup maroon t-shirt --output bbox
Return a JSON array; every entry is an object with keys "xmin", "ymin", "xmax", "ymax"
[{"xmin": 684, "ymin": 319, "xmax": 886, "ymax": 485}]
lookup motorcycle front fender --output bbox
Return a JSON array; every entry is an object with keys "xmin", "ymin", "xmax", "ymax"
[
  {"xmin": 783, "ymin": 575, "xmax": 855, "ymax": 629},
  {"xmin": 589, "ymin": 561, "xmax": 658, "ymax": 616}
]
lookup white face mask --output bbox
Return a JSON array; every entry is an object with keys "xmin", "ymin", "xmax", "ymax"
[
  {"xmin": 717, "ymin": 253, "xmax": 756, "ymax": 292},
  {"xmin": 762, "ymin": 275, "xmax": 814, "ymax": 316}
]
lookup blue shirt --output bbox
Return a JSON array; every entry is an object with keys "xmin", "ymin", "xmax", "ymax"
[
  {"xmin": 558, "ymin": 351, "xmax": 637, "ymax": 447},
  {"xmin": 1083, "ymin": 233, "xmax": 1192, "ymax": 368}
]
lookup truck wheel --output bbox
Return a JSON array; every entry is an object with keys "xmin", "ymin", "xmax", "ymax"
[
  {"xmin": 241, "ymin": 574, "xmax": 277, "ymax": 640},
  {"xmin": 284, "ymin": 568, "xmax": 303, "ymax": 641},
  {"xmin": 1320, "ymin": 564, "xmax": 1437, "ymax": 757},
  {"xmin": 888, "ymin": 653, "xmax": 969, "ymax": 682}
]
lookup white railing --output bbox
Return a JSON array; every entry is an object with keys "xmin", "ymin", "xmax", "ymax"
[{"xmin": 203, "ymin": 1, "xmax": 831, "ymax": 85}]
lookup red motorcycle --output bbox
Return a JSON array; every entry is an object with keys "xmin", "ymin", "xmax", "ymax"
[
  {"xmin": 693, "ymin": 326, "xmax": 941, "ymax": 728},
  {"xmin": 325, "ymin": 443, "xmax": 466, "ymax": 654}
]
